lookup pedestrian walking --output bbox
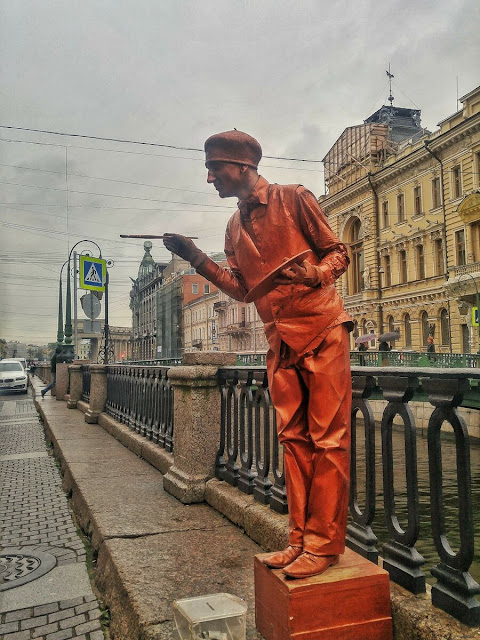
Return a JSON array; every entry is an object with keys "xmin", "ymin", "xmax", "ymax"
[
  {"xmin": 164, "ymin": 130, "xmax": 353, "ymax": 579},
  {"xmin": 41, "ymin": 349, "xmax": 59, "ymax": 397}
]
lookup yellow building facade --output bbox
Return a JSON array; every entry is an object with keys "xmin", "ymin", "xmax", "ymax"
[{"xmin": 320, "ymin": 85, "xmax": 480, "ymax": 354}]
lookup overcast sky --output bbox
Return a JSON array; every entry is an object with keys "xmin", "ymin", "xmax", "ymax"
[{"xmin": 1, "ymin": 0, "xmax": 479, "ymax": 345}]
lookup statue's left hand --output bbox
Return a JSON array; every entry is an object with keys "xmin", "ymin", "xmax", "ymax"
[{"xmin": 274, "ymin": 261, "xmax": 322, "ymax": 287}]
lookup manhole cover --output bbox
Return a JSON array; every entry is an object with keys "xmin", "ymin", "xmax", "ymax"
[{"xmin": 0, "ymin": 548, "xmax": 56, "ymax": 591}]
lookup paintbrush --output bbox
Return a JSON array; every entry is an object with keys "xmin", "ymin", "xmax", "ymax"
[{"xmin": 120, "ymin": 234, "xmax": 198, "ymax": 239}]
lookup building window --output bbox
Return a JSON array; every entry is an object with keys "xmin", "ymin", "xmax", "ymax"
[
  {"xmin": 434, "ymin": 238, "xmax": 444, "ymax": 275},
  {"xmin": 476, "ymin": 152, "xmax": 480, "ymax": 188},
  {"xmin": 388, "ymin": 315, "xmax": 395, "ymax": 333},
  {"xmin": 413, "ymin": 186, "xmax": 422, "ymax": 216},
  {"xmin": 455, "ymin": 230, "xmax": 466, "ymax": 266},
  {"xmin": 383, "ymin": 254, "xmax": 391, "ymax": 287},
  {"xmin": 349, "ymin": 219, "xmax": 364, "ymax": 294},
  {"xmin": 440, "ymin": 308, "xmax": 449, "ymax": 346},
  {"xmin": 204, "ymin": 284, "xmax": 210, "ymax": 294},
  {"xmin": 192, "ymin": 283, "xmax": 199, "ymax": 294},
  {"xmin": 471, "ymin": 221, "xmax": 480, "ymax": 262},
  {"xmin": 432, "ymin": 177, "xmax": 441, "ymax": 209},
  {"xmin": 421, "ymin": 311, "xmax": 429, "ymax": 346},
  {"xmin": 399, "ymin": 249, "xmax": 408, "ymax": 283},
  {"xmin": 416, "ymin": 244, "xmax": 425, "ymax": 280},
  {"xmin": 397, "ymin": 193, "xmax": 405, "ymax": 223},
  {"xmin": 382, "ymin": 201, "xmax": 389, "ymax": 228},
  {"xmin": 452, "ymin": 165, "xmax": 462, "ymax": 199},
  {"xmin": 404, "ymin": 314, "xmax": 412, "ymax": 347}
]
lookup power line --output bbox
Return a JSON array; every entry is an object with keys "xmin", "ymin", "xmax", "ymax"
[
  {"xmin": 0, "ymin": 124, "xmax": 325, "ymax": 163},
  {"xmin": 0, "ymin": 180, "xmax": 235, "ymax": 209},
  {"xmin": 0, "ymin": 137, "xmax": 324, "ymax": 172}
]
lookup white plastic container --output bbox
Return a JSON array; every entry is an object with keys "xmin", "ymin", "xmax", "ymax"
[{"xmin": 172, "ymin": 593, "xmax": 247, "ymax": 640}]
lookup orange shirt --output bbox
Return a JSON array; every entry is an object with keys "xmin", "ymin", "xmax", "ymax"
[{"xmin": 195, "ymin": 176, "xmax": 352, "ymax": 355}]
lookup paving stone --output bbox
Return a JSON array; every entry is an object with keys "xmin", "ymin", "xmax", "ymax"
[
  {"xmin": 33, "ymin": 603, "xmax": 59, "ymax": 616},
  {"xmin": 0, "ymin": 621, "xmax": 19, "ymax": 635},
  {"xmin": 59, "ymin": 613, "xmax": 86, "ymax": 630},
  {"xmin": 31, "ymin": 621, "xmax": 59, "ymax": 637},
  {"xmin": 3, "ymin": 631, "xmax": 32, "ymax": 640},
  {"xmin": 4, "ymin": 609, "xmax": 32, "ymax": 623},
  {"xmin": 20, "ymin": 614, "xmax": 48, "ymax": 630},
  {"xmin": 48, "ymin": 608, "xmax": 76, "ymax": 624},
  {"xmin": 74, "ymin": 620, "xmax": 103, "ymax": 635},
  {"xmin": 45, "ymin": 630, "xmax": 74, "ymax": 640}
]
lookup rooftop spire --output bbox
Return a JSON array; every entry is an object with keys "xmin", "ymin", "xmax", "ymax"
[{"xmin": 386, "ymin": 64, "xmax": 394, "ymax": 106}]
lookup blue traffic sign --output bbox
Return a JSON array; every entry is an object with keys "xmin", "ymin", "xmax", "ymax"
[{"xmin": 79, "ymin": 256, "xmax": 106, "ymax": 291}]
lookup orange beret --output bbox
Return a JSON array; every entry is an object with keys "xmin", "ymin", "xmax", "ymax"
[{"xmin": 204, "ymin": 130, "xmax": 262, "ymax": 168}]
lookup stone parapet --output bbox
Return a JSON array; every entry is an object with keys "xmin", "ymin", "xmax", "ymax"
[
  {"xmin": 55, "ymin": 362, "xmax": 69, "ymax": 400},
  {"xmin": 67, "ymin": 364, "xmax": 83, "ymax": 409},
  {"xmin": 84, "ymin": 364, "xmax": 107, "ymax": 424},
  {"xmin": 163, "ymin": 363, "xmax": 223, "ymax": 503}
]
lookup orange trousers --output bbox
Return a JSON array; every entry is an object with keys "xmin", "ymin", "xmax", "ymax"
[{"xmin": 267, "ymin": 324, "xmax": 351, "ymax": 556}]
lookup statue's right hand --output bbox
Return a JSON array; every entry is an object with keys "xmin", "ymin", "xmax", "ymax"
[{"xmin": 163, "ymin": 233, "xmax": 200, "ymax": 262}]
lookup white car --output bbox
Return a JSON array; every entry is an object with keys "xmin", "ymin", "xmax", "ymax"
[{"xmin": 0, "ymin": 359, "xmax": 29, "ymax": 393}]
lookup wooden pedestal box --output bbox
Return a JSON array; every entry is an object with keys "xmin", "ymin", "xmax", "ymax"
[{"xmin": 255, "ymin": 548, "xmax": 392, "ymax": 640}]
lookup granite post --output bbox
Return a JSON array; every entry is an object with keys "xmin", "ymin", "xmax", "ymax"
[
  {"xmin": 84, "ymin": 364, "xmax": 107, "ymax": 424},
  {"xmin": 163, "ymin": 352, "xmax": 236, "ymax": 504},
  {"xmin": 55, "ymin": 362, "xmax": 69, "ymax": 400},
  {"xmin": 67, "ymin": 364, "xmax": 83, "ymax": 409}
]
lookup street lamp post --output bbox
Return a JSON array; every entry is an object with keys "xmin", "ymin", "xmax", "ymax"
[{"xmin": 63, "ymin": 240, "xmax": 103, "ymax": 364}]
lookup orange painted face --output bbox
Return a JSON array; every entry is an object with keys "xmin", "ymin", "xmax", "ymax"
[{"xmin": 206, "ymin": 161, "xmax": 245, "ymax": 198}]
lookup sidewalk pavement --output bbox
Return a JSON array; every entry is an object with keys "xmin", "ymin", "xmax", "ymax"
[
  {"xmin": 29, "ymin": 377, "xmax": 264, "ymax": 640},
  {"xmin": 0, "ymin": 386, "xmax": 104, "ymax": 640}
]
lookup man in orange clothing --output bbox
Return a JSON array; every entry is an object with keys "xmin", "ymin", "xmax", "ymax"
[{"xmin": 164, "ymin": 130, "xmax": 352, "ymax": 579}]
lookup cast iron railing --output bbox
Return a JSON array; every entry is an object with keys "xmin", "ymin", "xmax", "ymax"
[
  {"xmin": 105, "ymin": 365, "xmax": 173, "ymax": 451},
  {"xmin": 81, "ymin": 365, "xmax": 90, "ymax": 402},
  {"xmin": 216, "ymin": 364, "xmax": 480, "ymax": 626},
  {"xmin": 351, "ymin": 350, "xmax": 480, "ymax": 368}
]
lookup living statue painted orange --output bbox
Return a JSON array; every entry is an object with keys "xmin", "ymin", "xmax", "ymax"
[{"xmin": 163, "ymin": 130, "xmax": 353, "ymax": 579}]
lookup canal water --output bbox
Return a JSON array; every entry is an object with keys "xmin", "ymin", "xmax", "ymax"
[{"xmin": 353, "ymin": 423, "xmax": 480, "ymax": 584}]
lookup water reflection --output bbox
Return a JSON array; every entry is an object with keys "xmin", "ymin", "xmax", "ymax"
[{"xmin": 352, "ymin": 423, "xmax": 480, "ymax": 584}]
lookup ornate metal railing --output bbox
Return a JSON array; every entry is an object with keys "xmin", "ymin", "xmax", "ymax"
[
  {"xmin": 351, "ymin": 350, "xmax": 480, "ymax": 369},
  {"xmin": 216, "ymin": 365, "xmax": 480, "ymax": 626},
  {"xmin": 235, "ymin": 353, "xmax": 267, "ymax": 366},
  {"xmin": 81, "ymin": 365, "xmax": 91, "ymax": 402},
  {"xmin": 105, "ymin": 365, "xmax": 174, "ymax": 451}
]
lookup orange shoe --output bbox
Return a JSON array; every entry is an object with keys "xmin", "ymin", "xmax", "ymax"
[
  {"xmin": 262, "ymin": 546, "xmax": 303, "ymax": 569},
  {"xmin": 283, "ymin": 552, "xmax": 339, "ymax": 579}
]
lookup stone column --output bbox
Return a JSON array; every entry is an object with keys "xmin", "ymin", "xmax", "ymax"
[
  {"xmin": 67, "ymin": 364, "xmax": 83, "ymax": 409},
  {"xmin": 163, "ymin": 352, "xmax": 236, "ymax": 504},
  {"xmin": 55, "ymin": 363, "xmax": 69, "ymax": 401},
  {"xmin": 84, "ymin": 364, "xmax": 107, "ymax": 424}
]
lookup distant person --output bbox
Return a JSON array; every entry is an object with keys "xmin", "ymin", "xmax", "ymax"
[
  {"xmin": 30, "ymin": 361, "xmax": 37, "ymax": 377},
  {"xmin": 379, "ymin": 340, "xmax": 390, "ymax": 366},
  {"xmin": 41, "ymin": 349, "xmax": 60, "ymax": 398},
  {"xmin": 358, "ymin": 341, "xmax": 368, "ymax": 365},
  {"xmin": 427, "ymin": 336, "xmax": 436, "ymax": 362}
]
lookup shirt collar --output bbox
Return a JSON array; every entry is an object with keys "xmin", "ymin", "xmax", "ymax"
[{"xmin": 238, "ymin": 175, "xmax": 269, "ymax": 216}]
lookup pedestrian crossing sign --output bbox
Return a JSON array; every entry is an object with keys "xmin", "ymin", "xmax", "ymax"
[{"xmin": 79, "ymin": 255, "xmax": 106, "ymax": 291}]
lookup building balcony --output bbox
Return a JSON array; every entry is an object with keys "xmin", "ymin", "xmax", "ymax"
[
  {"xmin": 213, "ymin": 301, "xmax": 227, "ymax": 312},
  {"xmin": 192, "ymin": 339, "xmax": 203, "ymax": 348},
  {"xmin": 226, "ymin": 322, "xmax": 250, "ymax": 334}
]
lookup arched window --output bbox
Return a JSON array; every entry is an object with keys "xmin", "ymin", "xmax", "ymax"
[
  {"xmin": 387, "ymin": 315, "xmax": 395, "ymax": 333},
  {"xmin": 349, "ymin": 219, "xmax": 364, "ymax": 294},
  {"xmin": 404, "ymin": 314, "xmax": 412, "ymax": 347},
  {"xmin": 440, "ymin": 308, "xmax": 449, "ymax": 346},
  {"xmin": 421, "ymin": 311, "xmax": 429, "ymax": 346}
]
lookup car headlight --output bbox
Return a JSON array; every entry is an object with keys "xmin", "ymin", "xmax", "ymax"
[{"xmin": 15, "ymin": 376, "xmax": 27, "ymax": 381}]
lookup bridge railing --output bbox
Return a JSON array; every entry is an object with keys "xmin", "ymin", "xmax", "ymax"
[
  {"xmin": 105, "ymin": 365, "xmax": 173, "ymax": 451},
  {"xmin": 216, "ymin": 364, "xmax": 480, "ymax": 626},
  {"xmin": 81, "ymin": 365, "xmax": 90, "ymax": 402},
  {"xmin": 350, "ymin": 350, "xmax": 480, "ymax": 368}
]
